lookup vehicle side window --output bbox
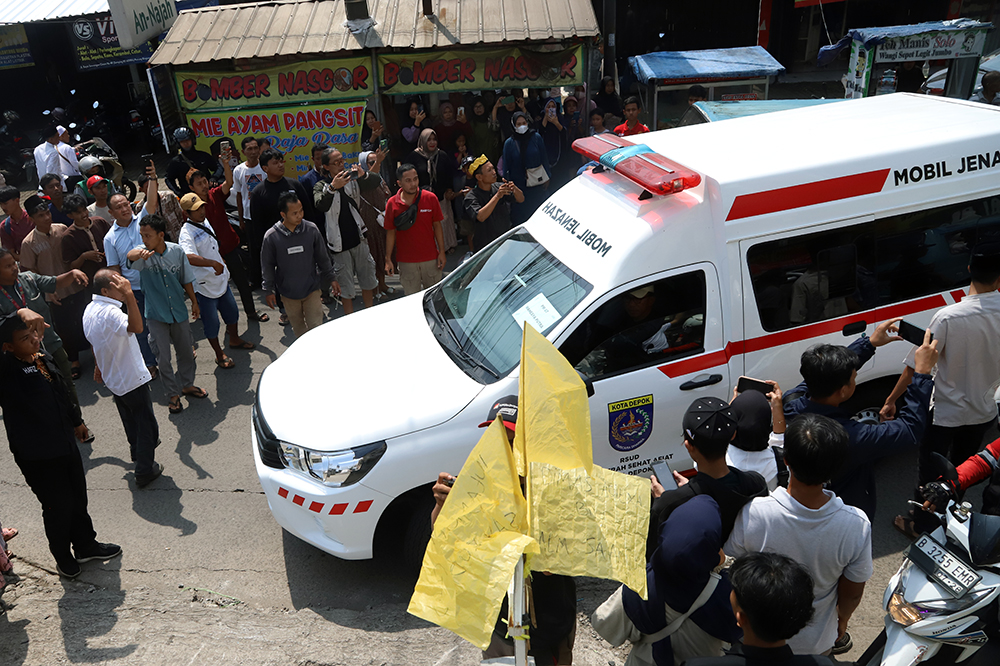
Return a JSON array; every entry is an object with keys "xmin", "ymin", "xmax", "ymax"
[
  {"xmin": 747, "ymin": 194, "xmax": 1000, "ymax": 332},
  {"xmin": 560, "ymin": 271, "xmax": 706, "ymax": 379}
]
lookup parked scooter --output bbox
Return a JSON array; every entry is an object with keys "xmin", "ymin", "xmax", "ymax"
[
  {"xmin": 73, "ymin": 137, "xmax": 137, "ymax": 201},
  {"xmin": 857, "ymin": 456, "xmax": 1000, "ymax": 665}
]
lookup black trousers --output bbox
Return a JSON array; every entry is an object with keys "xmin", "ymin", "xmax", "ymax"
[
  {"xmin": 113, "ymin": 382, "xmax": 159, "ymax": 477},
  {"xmin": 51, "ymin": 291, "xmax": 92, "ymax": 362},
  {"xmin": 223, "ymin": 246, "xmax": 258, "ymax": 318},
  {"xmin": 17, "ymin": 449, "xmax": 98, "ymax": 563},
  {"xmin": 918, "ymin": 413, "xmax": 998, "ymax": 485}
]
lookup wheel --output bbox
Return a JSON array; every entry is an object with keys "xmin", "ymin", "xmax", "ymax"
[
  {"xmin": 121, "ymin": 178, "xmax": 137, "ymax": 202},
  {"xmin": 401, "ymin": 490, "xmax": 435, "ymax": 573},
  {"xmin": 852, "ymin": 407, "xmax": 882, "ymax": 426},
  {"xmin": 856, "ymin": 628, "xmax": 886, "ymax": 666}
]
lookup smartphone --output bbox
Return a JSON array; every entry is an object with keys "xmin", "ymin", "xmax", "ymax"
[
  {"xmin": 220, "ymin": 140, "xmax": 230, "ymax": 152},
  {"xmin": 651, "ymin": 460, "xmax": 678, "ymax": 492},
  {"xmin": 348, "ymin": 167, "xmax": 360, "ymax": 181},
  {"xmin": 457, "ymin": 106, "xmax": 465, "ymax": 117},
  {"xmin": 898, "ymin": 320, "xmax": 932, "ymax": 346},
  {"xmin": 444, "ymin": 475, "xmax": 457, "ymax": 487},
  {"xmin": 141, "ymin": 153, "xmax": 153, "ymax": 163},
  {"xmin": 502, "ymin": 95, "xmax": 515, "ymax": 105},
  {"xmin": 379, "ymin": 137, "xmax": 389, "ymax": 151},
  {"xmin": 417, "ymin": 104, "xmax": 425, "ymax": 113},
  {"xmin": 737, "ymin": 376, "xmax": 774, "ymax": 395}
]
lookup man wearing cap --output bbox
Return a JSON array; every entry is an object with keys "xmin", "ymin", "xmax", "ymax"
[
  {"xmin": 430, "ymin": 396, "xmax": 577, "ymax": 665},
  {"xmin": 178, "ymin": 192, "xmax": 254, "ymax": 369},
  {"xmin": 0, "ymin": 185, "xmax": 34, "ymax": 260},
  {"xmin": 86, "ymin": 176, "xmax": 114, "ymax": 223},
  {"xmin": 647, "ymin": 396, "xmax": 768, "ymax": 559},
  {"xmin": 463, "ymin": 155, "xmax": 523, "ymax": 251},
  {"xmin": 34, "ymin": 125, "xmax": 62, "ymax": 185}
]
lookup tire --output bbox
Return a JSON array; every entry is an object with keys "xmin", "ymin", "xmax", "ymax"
[
  {"xmin": 121, "ymin": 178, "xmax": 137, "ymax": 202},
  {"xmin": 401, "ymin": 490, "xmax": 435, "ymax": 573},
  {"xmin": 856, "ymin": 629, "xmax": 886, "ymax": 666}
]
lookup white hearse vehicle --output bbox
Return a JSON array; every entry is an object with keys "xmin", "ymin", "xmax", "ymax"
[{"xmin": 253, "ymin": 94, "xmax": 1000, "ymax": 562}]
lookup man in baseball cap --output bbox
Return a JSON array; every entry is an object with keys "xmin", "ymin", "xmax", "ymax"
[
  {"xmin": 477, "ymin": 394, "xmax": 518, "ymax": 433},
  {"xmin": 85, "ymin": 175, "xmax": 113, "ymax": 223},
  {"xmin": 647, "ymin": 395, "xmax": 768, "ymax": 558}
]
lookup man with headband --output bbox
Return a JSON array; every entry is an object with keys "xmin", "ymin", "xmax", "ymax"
[{"xmin": 463, "ymin": 154, "xmax": 524, "ymax": 250}]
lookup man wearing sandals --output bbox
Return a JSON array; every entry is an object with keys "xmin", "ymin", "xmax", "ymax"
[
  {"xmin": 126, "ymin": 214, "xmax": 208, "ymax": 414},
  {"xmin": 84, "ymin": 269, "xmax": 163, "ymax": 487},
  {"xmin": 177, "ymin": 193, "xmax": 254, "ymax": 369}
]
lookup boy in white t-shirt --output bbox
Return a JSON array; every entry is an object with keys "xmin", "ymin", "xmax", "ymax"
[
  {"xmin": 725, "ymin": 414, "xmax": 872, "ymax": 656},
  {"xmin": 232, "ymin": 137, "xmax": 265, "ymax": 232}
]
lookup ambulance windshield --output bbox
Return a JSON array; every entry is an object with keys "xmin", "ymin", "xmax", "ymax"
[{"xmin": 426, "ymin": 230, "xmax": 592, "ymax": 383}]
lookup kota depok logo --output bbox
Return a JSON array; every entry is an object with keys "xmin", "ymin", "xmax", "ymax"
[
  {"xmin": 608, "ymin": 395, "xmax": 653, "ymax": 452},
  {"xmin": 73, "ymin": 19, "xmax": 95, "ymax": 42}
]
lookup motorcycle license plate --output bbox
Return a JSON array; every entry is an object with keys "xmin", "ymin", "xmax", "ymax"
[{"xmin": 908, "ymin": 534, "xmax": 982, "ymax": 598}]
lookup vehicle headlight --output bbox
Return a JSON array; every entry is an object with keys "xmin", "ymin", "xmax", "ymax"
[
  {"xmin": 888, "ymin": 586, "xmax": 990, "ymax": 628},
  {"xmin": 278, "ymin": 440, "xmax": 386, "ymax": 487}
]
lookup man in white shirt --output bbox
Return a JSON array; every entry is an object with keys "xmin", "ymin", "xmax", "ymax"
[
  {"xmin": 232, "ymin": 137, "xmax": 265, "ymax": 233},
  {"xmin": 725, "ymin": 414, "xmax": 873, "ymax": 656},
  {"xmin": 882, "ymin": 240, "xmax": 1000, "ymax": 489},
  {"xmin": 177, "ymin": 193, "xmax": 253, "ymax": 369},
  {"xmin": 83, "ymin": 269, "xmax": 163, "ymax": 488},
  {"xmin": 34, "ymin": 125, "xmax": 62, "ymax": 186},
  {"xmin": 55, "ymin": 125, "xmax": 79, "ymax": 185}
]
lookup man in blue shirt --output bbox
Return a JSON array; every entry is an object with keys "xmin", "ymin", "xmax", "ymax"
[
  {"xmin": 127, "ymin": 214, "xmax": 207, "ymax": 414},
  {"xmin": 104, "ymin": 162, "xmax": 160, "ymax": 374}
]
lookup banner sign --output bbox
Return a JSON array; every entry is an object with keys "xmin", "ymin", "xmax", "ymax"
[
  {"xmin": 69, "ymin": 14, "xmax": 155, "ymax": 72},
  {"xmin": 175, "ymin": 57, "xmax": 372, "ymax": 112},
  {"xmin": 0, "ymin": 25, "xmax": 33, "ymax": 71},
  {"xmin": 187, "ymin": 101, "xmax": 366, "ymax": 177},
  {"xmin": 378, "ymin": 45, "xmax": 584, "ymax": 94},
  {"xmin": 873, "ymin": 29, "xmax": 988, "ymax": 63},
  {"xmin": 109, "ymin": 0, "xmax": 177, "ymax": 49},
  {"xmin": 845, "ymin": 41, "xmax": 874, "ymax": 99}
]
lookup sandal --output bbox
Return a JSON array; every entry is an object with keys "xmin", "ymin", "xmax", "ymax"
[
  {"xmin": 278, "ymin": 314, "xmax": 290, "ymax": 326},
  {"xmin": 71, "ymin": 365, "xmax": 82, "ymax": 380},
  {"xmin": 251, "ymin": 311, "xmax": 270, "ymax": 322},
  {"xmin": 168, "ymin": 396, "xmax": 184, "ymax": 414},
  {"xmin": 228, "ymin": 340, "xmax": 255, "ymax": 350},
  {"xmin": 893, "ymin": 514, "xmax": 921, "ymax": 540},
  {"xmin": 182, "ymin": 387, "xmax": 209, "ymax": 399},
  {"xmin": 215, "ymin": 356, "xmax": 235, "ymax": 369},
  {"xmin": 1, "ymin": 528, "xmax": 17, "ymax": 542}
]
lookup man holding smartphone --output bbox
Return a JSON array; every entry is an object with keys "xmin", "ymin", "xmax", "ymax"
[{"xmin": 463, "ymin": 155, "xmax": 523, "ymax": 250}]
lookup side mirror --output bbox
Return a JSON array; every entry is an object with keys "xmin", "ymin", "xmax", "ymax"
[
  {"xmin": 93, "ymin": 101, "xmax": 100, "ymax": 109},
  {"xmin": 43, "ymin": 109, "xmax": 51, "ymax": 115},
  {"xmin": 69, "ymin": 122, "xmax": 77, "ymax": 129}
]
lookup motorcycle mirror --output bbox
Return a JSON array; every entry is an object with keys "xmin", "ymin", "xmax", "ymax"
[
  {"xmin": 74, "ymin": 135, "xmax": 81, "ymax": 142},
  {"xmin": 93, "ymin": 101, "xmax": 99, "ymax": 109},
  {"xmin": 69, "ymin": 122, "xmax": 77, "ymax": 129},
  {"xmin": 43, "ymin": 110, "xmax": 50, "ymax": 115},
  {"xmin": 929, "ymin": 452, "xmax": 959, "ymax": 484},
  {"xmin": 70, "ymin": 89, "xmax": 76, "ymax": 95}
]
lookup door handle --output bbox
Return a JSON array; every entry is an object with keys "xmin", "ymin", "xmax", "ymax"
[
  {"xmin": 842, "ymin": 320, "xmax": 867, "ymax": 336},
  {"xmin": 680, "ymin": 373, "xmax": 723, "ymax": 391}
]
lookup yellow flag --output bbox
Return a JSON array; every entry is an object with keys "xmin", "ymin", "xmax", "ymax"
[
  {"xmin": 408, "ymin": 419, "xmax": 538, "ymax": 649},
  {"xmin": 528, "ymin": 462, "xmax": 649, "ymax": 598},
  {"xmin": 513, "ymin": 324, "xmax": 594, "ymax": 478}
]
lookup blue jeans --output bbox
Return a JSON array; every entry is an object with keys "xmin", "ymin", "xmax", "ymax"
[
  {"xmin": 133, "ymin": 290, "xmax": 156, "ymax": 367},
  {"xmin": 195, "ymin": 287, "xmax": 239, "ymax": 340}
]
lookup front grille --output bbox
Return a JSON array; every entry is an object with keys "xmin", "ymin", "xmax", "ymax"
[{"xmin": 253, "ymin": 404, "xmax": 284, "ymax": 469}]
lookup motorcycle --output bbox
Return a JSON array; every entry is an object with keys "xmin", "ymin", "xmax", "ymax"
[
  {"xmin": 73, "ymin": 137, "xmax": 137, "ymax": 201},
  {"xmin": 858, "ymin": 461, "xmax": 1000, "ymax": 665}
]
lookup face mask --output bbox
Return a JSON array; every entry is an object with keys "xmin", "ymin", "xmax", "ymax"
[{"xmin": 515, "ymin": 125, "xmax": 528, "ymax": 135}]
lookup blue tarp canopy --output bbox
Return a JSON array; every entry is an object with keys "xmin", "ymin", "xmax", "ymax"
[
  {"xmin": 817, "ymin": 18, "xmax": 990, "ymax": 67},
  {"xmin": 629, "ymin": 46, "xmax": 785, "ymax": 85},
  {"xmin": 689, "ymin": 99, "xmax": 844, "ymax": 122}
]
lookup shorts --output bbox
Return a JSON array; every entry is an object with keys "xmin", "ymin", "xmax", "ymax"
[
  {"xmin": 398, "ymin": 260, "xmax": 442, "ymax": 296},
  {"xmin": 332, "ymin": 242, "xmax": 378, "ymax": 300}
]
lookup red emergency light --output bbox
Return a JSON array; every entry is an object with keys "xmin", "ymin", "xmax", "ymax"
[{"xmin": 572, "ymin": 134, "xmax": 701, "ymax": 197}]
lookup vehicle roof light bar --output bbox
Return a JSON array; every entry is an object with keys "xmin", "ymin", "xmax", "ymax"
[{"xmin": 572, "ymin": 134, "xmax": 701, "ymax": 196}]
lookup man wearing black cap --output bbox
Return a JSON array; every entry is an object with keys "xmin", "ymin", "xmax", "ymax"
[
  {"xmin": 430, "ymin": 395, "xmax": 577, "ymax": 665},
  {"xmin": 647, "ymin": 396, "xmax": 768, "ymax": 559},
  {"xmin": 881, "ymin": 241, "xmax": 1000, "ymax": 526}
]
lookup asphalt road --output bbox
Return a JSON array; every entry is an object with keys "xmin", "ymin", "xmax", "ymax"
[{"xmin": 0, "ymin": 261, "xmax": 994, "ymax": 664}]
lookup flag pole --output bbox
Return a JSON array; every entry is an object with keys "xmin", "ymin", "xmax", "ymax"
[{"xmin": 511, "ymin": 554, "xmax": 527, "ymax": 666}]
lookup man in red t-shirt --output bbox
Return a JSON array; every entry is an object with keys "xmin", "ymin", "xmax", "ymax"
[
  {"xmin": 187, "ymin": 150, "xmax": 267, "ymax": 322},
  {"xmin": 384, "ymin": 164, "xmax": 445, "ymax": 296},
  {"xmin": 614, "ymin": 96, "xmax": 650, "ymax": 137}
]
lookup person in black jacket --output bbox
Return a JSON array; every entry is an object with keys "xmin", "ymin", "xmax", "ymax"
[
  {"xmin": 0, "ymin": 311, "xmax": 120, "ymax": 578},
  {"xmin": 682, "ymin": 552, "xmax": 836, "ymax": 666},
  {"xmin": 783, "ymin": 318, "xmax": 938, "ymax": 523},
  {"xmin": 648, "ymin": 397, "xmax": 768, "ymax": 560}
]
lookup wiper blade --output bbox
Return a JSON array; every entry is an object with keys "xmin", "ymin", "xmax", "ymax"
[{"xmin": 426, "ymin": 297, "xmax": 499, "ymax": 379}]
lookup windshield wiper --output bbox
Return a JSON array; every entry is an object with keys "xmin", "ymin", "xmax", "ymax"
[{"xmin": 427, "ymin": 298, "xmax": 499, "ymax": 379}]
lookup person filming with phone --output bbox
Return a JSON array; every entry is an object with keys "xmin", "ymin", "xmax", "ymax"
[{"xmin": 463, "ymin": 155, "xmax": 522, "ymax": 250}]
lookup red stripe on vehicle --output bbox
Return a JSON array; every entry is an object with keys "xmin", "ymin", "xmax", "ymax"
[
  {"xmin": 277, "ymin": 487, "xmax": 288, "ymax": 499},
  {"xmin": 951, "ymin": 290, "xmax": 966, "ymax": 303},
  {"xmin": 725, "ymin": 169, "xmax": 890, "ymax": 221},
  {"xmin": 354, "ymin": 500, "xmax": 373, "ymax": 514},
  {"xmin": 658, "ymin": 294, "xmax": 947, "ymax": 377},
  {"xmin": 292, "ymin": 494, "xmax": 305, "ymax": 506},
  {"xmin": 309, "ymin": 501, "xmax": 324, "ymax": 513},
  {"xmin": 329, "ymin": 503, "xmax": 348, "ymax": 515}
]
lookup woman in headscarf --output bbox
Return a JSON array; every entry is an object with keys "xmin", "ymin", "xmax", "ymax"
[
  {"xmin": 357, "ymin": 150, "xmax": 394, "ymax": 297},
  {"xmin": 400, "ymin": 99, "xmax": 428, "ymax": 152},
  {"xmin": 360, "ymin": 109, "xmax": 384, "ymax": 152},
  {"xmin": 432, "ymin": 101, "xmax": 471, "ymax": 155},
  {"xmin": 539, "ymin": 97, "xmax": 567, "ymax": 170},
  {"xmin": 503, "ymin": 111, "xmax": 550, "ymax": 224},
  {"xmin": 406, "ymin": 128, "xmax": 459, "ymax": 252},
  {"xmin": 468, "ymin": 96, "xmax": 501, "ymax": 165},
  {"xmin": 595, "ymin": 75, "xmax": 624, "ymax": 120}
]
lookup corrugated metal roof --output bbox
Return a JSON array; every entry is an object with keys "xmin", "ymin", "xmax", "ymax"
[
  {"xmin": 150, "ymin": 0, "xmax": 599, "ymax": 66},
  {"xmin": 0, "ymin": 0, "xmax": 110, "ymax": 24}
]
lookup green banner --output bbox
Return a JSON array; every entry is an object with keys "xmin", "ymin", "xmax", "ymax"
[
  {"xmin": 175, "ymin": 57, "xmax": 373, "ymax": 112},
  {"xmin": 186, "ymin": 101, "xmax": 366, "ymax": 177},
  {"xmin": 379, "ymin": 45, "xmax": 583, "ymax": 94}
]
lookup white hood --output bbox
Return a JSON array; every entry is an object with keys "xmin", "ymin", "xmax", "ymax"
[{"xmin": 257, "ymin": 293, "xmax": 484, "ymax": 451}]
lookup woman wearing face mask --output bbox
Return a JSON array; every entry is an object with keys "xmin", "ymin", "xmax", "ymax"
[
  {"xmin": 469, "ymin": 96, "xmax": 501, "ymax": 165},
  {"xmin": 502, "ymin": 112, "xmax": 551, "ymax": 224},
  {"xmin": 358, "ymin": 150, "xmax": 394, "ymax": 297},
  {"xmin": 407, "ymin": 128, "xmax": 459, "ymax": 252}
]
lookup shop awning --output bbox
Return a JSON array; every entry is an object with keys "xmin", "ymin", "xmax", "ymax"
[
  {"xmin": 629, "ymin": 46, "xmax": 785, "ymax": 85},
  {"xmin": 817, "ymin": 18, "xmax": 991, "ymax": 67},
  {"xmin": 0, "ymin": 0, "xmax": 110, "ymax": 24},
  {"xmin": 150, "ymin": 0, "xmax": 600, "ymax": 67}
]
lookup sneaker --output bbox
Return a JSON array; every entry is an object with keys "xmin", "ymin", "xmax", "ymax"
[
  {"xmin": 75, "ymin": 542, "xmax": 122, "ymax": 563},
  {"xmin": 135, "ymin": 462, "xmax": 164, "ymax": 488},
  {"xmin": 831, "ymin": 632, "xmax": 853, "ymax": 655},
  {"xmin": 56, "ymin": 557, "xmax": 82, "ymax": 578}
]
